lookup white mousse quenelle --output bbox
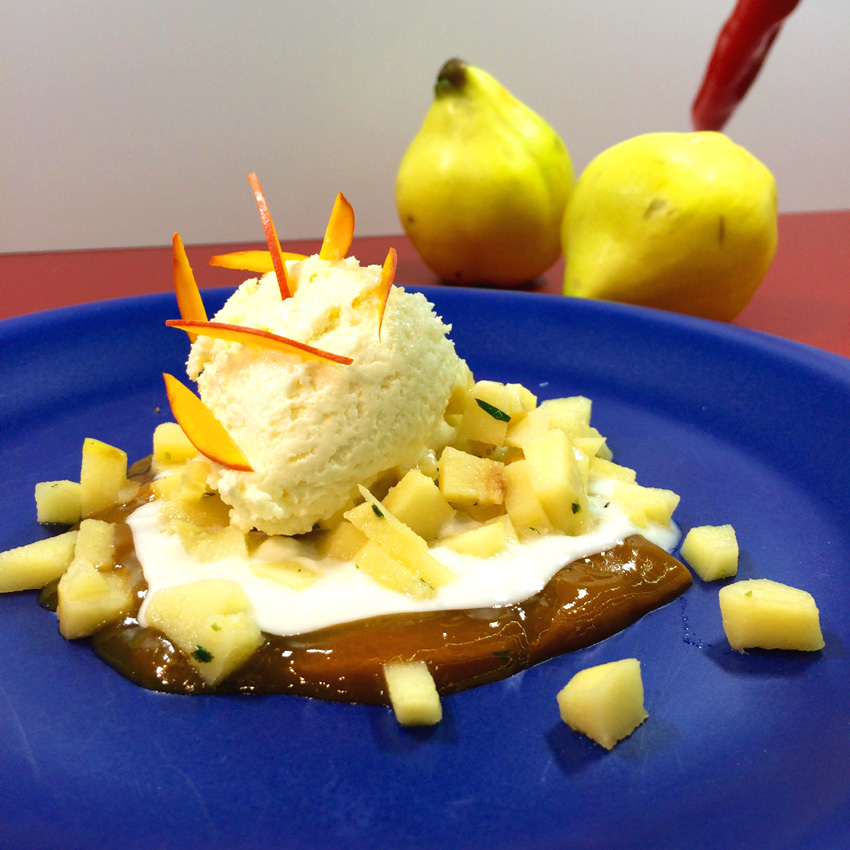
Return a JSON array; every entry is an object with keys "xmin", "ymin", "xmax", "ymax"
[{"xmin": 188, "ymin": 254, "xmax": 468, "ymax": 536}]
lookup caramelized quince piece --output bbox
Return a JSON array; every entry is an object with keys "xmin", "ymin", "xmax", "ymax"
[
  {"xmin": 319, "ymin": 192, "xmax": 355, "ymax": 262},
  {"xmin": 209, "ymin": 249, "xmax": 306, "ymax": 273},
  {"xmin": 162, "ymin": 373, "xmax": 253, "ymax": 472},
  {"xmin": 166, "ymin": 319, "xmax": 353, "ymax": 365},
  {"xmin": 378, "ymin": 247, "xmax": 397, "ymax": 340},
  {"xmin": 247, "ymin": 172, "xmax": 293, "ymax": 299},
  {"xmin": 172, "ymin": 233, "xmax": 208, "ymax": 341}
]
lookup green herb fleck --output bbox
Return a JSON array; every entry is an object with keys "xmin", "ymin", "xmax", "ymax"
[
  {"xmin": 475, "ymin": 398, "xmax": 511, "ymax": 422},
  {"xmin": 745, "ymin": 590, "xmax": 753, "ymax": 598},
  {"xmin": 192, "ymin": 646, "xmax": 214, "ymax": 663},
  {"xmin": 210, "ymin": 622, "xmax": 222, "ymax": 632},
  {"xmin": 492, "ymin": 649, "xmax": 511, "ymax": 659},
  {"xmin": 571, "ymin": 502, "xmax": 581, "ymax": 514},
  {"xmin": 371, "ymin": 503, "xmax": 384, "ymax": 518}
]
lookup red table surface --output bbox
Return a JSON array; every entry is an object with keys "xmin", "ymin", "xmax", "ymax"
[{"xmin": 1, "ymin": 210, "xmax": 848, "ymax": 360}]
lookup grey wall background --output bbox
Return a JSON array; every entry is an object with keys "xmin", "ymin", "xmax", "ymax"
[{"xmin": 2, "ymin": 0, "xmax": 848, "ymax": 254}]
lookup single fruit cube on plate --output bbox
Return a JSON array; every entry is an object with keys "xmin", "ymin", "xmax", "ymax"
[
  {"xmin": 145, "ymin": 578, "xmax": 264, "ymax": 685},
  {"xmin": 718, "ymin": 578, "xmax": 824, "ymax": 651},
  {"xmin": 680, "ymin": 524, "xmax": 739, "ymax": 580},
  {"xmin": 152, "ymin": 421, "xmax": 197, "ymax": 469},
  {"xmin": 557, "ymin": 658, "xmax": 648, "ymax": 750},
  {"xmin": 383, "ymin": 661, "xmax": 443, "ymax": 726},
  {"xmin": 80, "ymin": 437, "xmax": 129, "ymax": 517},
  {"xmin": 74, "ymin": 518, "xmax": 116, "ymax": 570},
  {"xmin": 382, "ymin": 469, "xmax": 455, "ymax": 541},
  {"xmin": 35, "ymin": 480, "xmax": 82, "ymax": 525},
  {"xmin": 57, "ymin": 558, "xmax": 134, "ymax": 639},
  {"xmin": 438, "ymin": 446, "xmax": 506, "ymax": 507},
  {"xmin": 0, "ymin": 530, "xmax": 78, "ymax": 592}
]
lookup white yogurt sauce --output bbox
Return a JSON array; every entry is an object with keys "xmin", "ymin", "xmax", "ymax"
[{"xmin": 129, "ymin": 486, "xmax": 680, "ymax": 637}]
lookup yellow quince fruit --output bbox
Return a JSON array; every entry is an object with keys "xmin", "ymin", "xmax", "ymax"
[
  {"xmin": 396, "ymin": 58, "xmax": 573, "ymax": 287},
  {"xmin": 561, "ymin": 132, "xmax": 778, "ymax": 321}
]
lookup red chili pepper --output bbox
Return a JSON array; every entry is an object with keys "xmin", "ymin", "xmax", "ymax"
[{"xmin": 691, "ymin": 0, "xmax": 802, "ymax": 132}]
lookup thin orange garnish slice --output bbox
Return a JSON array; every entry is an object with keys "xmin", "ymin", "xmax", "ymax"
[
  {"xmin": 166, "ymin": 319, "xmax": 354, "ymax": 365},
  {"xmin": 162, "ymin": 373, "xmax": 253, "ymax": 472},
  {"xmin": 209, "ymin": 249, "xmax": 307, "ymax": 274},
  {"xmin": 377, "ymin": 247, "xmax": 397, "ymax": 341},
  {"xmin": 319, "ymin": 192, "xmax": 355, "ymax": 262},
  {"xmin": 173, "ymin": 233, "xmax": 208, "ymax": 341},
  {"xmin": 247, "ymin": 172, "xmax": 293, "ymax": 300}
]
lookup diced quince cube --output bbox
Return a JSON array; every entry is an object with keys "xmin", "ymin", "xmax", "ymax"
[
  {"xmin": 609, "ymin": 482, "xmax": 679, "ymax": 528},
  {"xmin": 718, "ymin": 579, "xmax": 825, "ymax": 652},
  {"xmin": 145, "ymin": 578, "xmax": 264, "ymax": 685},
  {"xmin": 159, "ymin": 491, "xmax": 231, "ymax": 528},
  {"xmin": 174, "ymin": 457, "xmax": 214, "ymax": 503},
  {"xmin": 457, "ymin": 380, "xmax": 535, "ymax": 446},
  {"xmin": 442, "ymin": 519, "xmax": 507, "ymax": 557},
  {"xmin": 438, "ymin": 446, "xmax": 506, "ymax": 507},
  {"xmin": 74, "ymin": 518, "xmax": 116, "ymax": 570},
  {"xmin": 0, "ymin": 530, "xmax": 78, "ymax": 592},
  {"xmin": 522, "ymin": 429, "xmax": 592, "ymax": 535},
  {"xmin": 35, "ymin": 480, "xmax": 82, "ymax": 525},
  {"xmin": 680, "ymin": 524, "xmax": 739, "ymax": 581},
  {"xmin": 504, "ymin": 459, "xmax": 553, "ymax": 536},
  {"xmin": 346, "ymin": 488, "xmax": 455, "ymax": 591},
  {"xmin": 354, "ymin": 540, "xmax": 435, "ymax": 598},
  {"xmin": 382, "ymin": 469, "xmax": 455, "ymax": 541},
  {"xmin": 540, "ymin": 396, "xmax": 593, "ymax": 438},
  {"xmin": 589, "ymin": 456, "xmax": 636, "ymax": 483},
  {"xmin": 57, "ymin": 558, "xmax": 133, "ymax": 639},
  {"xmin": 504, "ymin": 405, "xmax": 550, "ymax": 448},
  {"xmin": 80, "ymin": 438, "xmax": 129, "ymax": 517},
  {"xmin": 152, "ymin": 421, "xmax": 197, "ymax": 469},
  {"xmin": 317, "ymin": 520, "xmax": 368, "ymax": 560},
  {"xmin": 250, "ymin": 560, "xmax": 318, "ymax": 590},
  {"xmin": 557, "ymin": 658, "xmax": 648, "ymax": 750},
  {"xmin": 187, "ymin": 525, "xmax": 249, "ymax": 562},
  {"xmin": 383, "ymin": 661, "xmax": 442, "ymax": 726}
]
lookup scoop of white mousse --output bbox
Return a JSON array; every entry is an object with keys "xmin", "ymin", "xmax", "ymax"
[{"xmin": 185, "ymin": 255, "xmax": 470, "ymax": 536}]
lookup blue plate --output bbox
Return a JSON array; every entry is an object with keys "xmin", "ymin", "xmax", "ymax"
[{"xmin": 1, "ymin": 288, "xmax": 848, "ymax": 850}]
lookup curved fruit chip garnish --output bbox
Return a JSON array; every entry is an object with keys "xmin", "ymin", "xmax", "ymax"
[
  {"xmin": 248, "ymin": 172, "xmax": 294, "ymax": 300},
  {"xmin": 377, "ymin": 247, "xmax": 397, "ymax": 340},
  {"xmin": 318, "ymin": 192, "xmax": 355, "ymax": 262},
  {"xmin": 209, "ymin": 249, "xmax": 307, "ymax": 274},
  {"xmin": 172, "ymin": 233, "xmax": 208, "ymax": 341},
  {"xmin": 162, "ymin": 373, "xmax": 253, "ymax": 472},
  {"xmin": 166, "ymin": 319, "xmax": 354, "ymax": 365}
]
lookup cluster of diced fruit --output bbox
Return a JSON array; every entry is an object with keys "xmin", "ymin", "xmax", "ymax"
[
  {"xmin": 0, "ymin": 438, "xmax": 140, "ymax": 640},
  {"xmin": 561, "ymin": 525, "xmax": 826, "ymax": 751},
  {"xmin": 318, "ymin": 377, "xmax": 679, "ymax": 600}
]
